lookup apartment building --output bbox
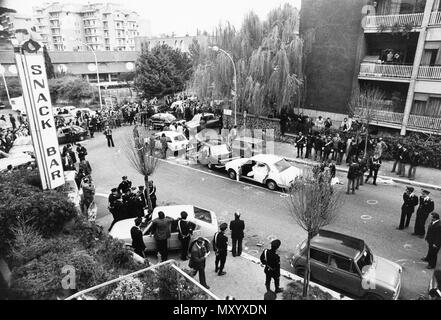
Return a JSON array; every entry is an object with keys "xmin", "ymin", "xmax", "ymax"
[
  {"xmin": 301, "ymin": 0, "xmax": 441, "ymax": 135},
  {"xmin": 135, "ymin": 34, "xmax": 212, "ymax": 53},
  {"xmin": 0, "ymin": 12, "xmax": 33, "ymax": 35},
  {"xmin": 32, "ymin": 2, "xmax": 151, "ymax": 52}
]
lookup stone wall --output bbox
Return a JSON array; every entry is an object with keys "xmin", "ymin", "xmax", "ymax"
[{"xmin": 223, "ymin": 112, "xmax": 281, "ymax": 138}]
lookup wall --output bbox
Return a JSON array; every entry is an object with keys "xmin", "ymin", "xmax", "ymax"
[
  {"xmin": 222, "ymin": 112, "xmax": 281, "ymax": 138},
  {"xmin": 301, "ymin": 0, "xmax": 365, "ymax": 114}
]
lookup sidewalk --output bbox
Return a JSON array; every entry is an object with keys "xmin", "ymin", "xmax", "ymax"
[{"xmin": 273, "ymin": 141, "xmax": 441, "ymax": 191}]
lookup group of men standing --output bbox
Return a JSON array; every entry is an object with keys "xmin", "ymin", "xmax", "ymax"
[{"xmin": 399, "ymin": 187, "xmax": 441, "ymax": 269}]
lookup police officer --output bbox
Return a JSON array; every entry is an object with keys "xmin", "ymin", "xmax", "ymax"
[
  {"xmin": 177, "ymin": 211, "xmax": 195, "ymax": 260},
  {"xmin": 213, "ymin": 223, "xmax": 228, "ymax": 276},
  {"xmin": 305, "ymin": 134, "xmax": 314, "ymax": 159},
  {"xmin": 229, "ymin": 212, "xmax": 245, "ymax": 257},
  {"xmin": 118, "ymin": 176, "xmax": 132, "ymax": 194},
  {"xmin": 295, "ymin": 132, "xmax": 306, "ymax": 158},
  {"xmin": 135, "ymin": 186, "xmax": 146, "ymax": 218},
  {"xmin": 413, "ymin": 189, "xmax": 435, "ymax": 238},
  {"xmin": 397, "ymin": 186, "xmax": 419, "ymax": 230},
  {"xmin": 423, "ymin": 213, "xmax": 441, "ymax": 269},
  {"xmin": 76, "ymin": 143, "xmax": 88, "ymax": 161},
  {"xmin": 336, "ymin": 138, "xmax": 346, "ymax": 165},
  {"xmin": 260, "ymin": 239, "xmax": 283, "ymax": 293},
  {"xmin": 148, "ymin": 180, "xmax": 157, "ymax": 210},
  {"xmin": 365, "ymin": 155, "xmax": 381, "ymax": 186},
  {"xmin": 314, "ymin": 135, "xmax": 324, "ymax": 161}
]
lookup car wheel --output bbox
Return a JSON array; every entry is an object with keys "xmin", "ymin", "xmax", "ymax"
[
  {"xmin": 364, "ymin": 293, "xmax": 383, "ymax": 300},
  {"xmin": 266, "ymin": 180, "xmax": 277, "ymax": 191},
  {"xmin": 208, "ymin": 162, "xmax": 213, "ymax": 170},
  {"xmin": 174, "ymin": 150, "xmax": 178, "ymax": 157},
  {"xmin": 228, "ymin": 169, "xmax": 237, "ymax": 180},
  {"xmin": 79, "ymin": 135, "xmax": 85, "ymax": 141}
]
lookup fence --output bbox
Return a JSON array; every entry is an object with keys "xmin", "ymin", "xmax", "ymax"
[
  {"xmin": 430, "ymin": 11, "xmax": 441, "ymax": 25},
  {"xmin": 364, "ymin": 12, "xmax": 424, "ymax": 29},
  {"xmin": 418, "ymin": 66, "xmax": 441, "ymax": 80},
  {"xmin": 359, "ymin": 62, "xmax": 413, "ymax": 79},
  {"xmin": 65, "ymin": 260, "xmax": 220, "ymax": 300}
]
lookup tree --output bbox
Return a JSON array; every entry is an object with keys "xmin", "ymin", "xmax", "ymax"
[
  {"xmin": 0, "ymin": 77, "xmax": 23, "ymax": 102},
  {"xmin": 118, "ymin": 72, "xmax": 135, "ymax": 97},
  {"xmin": 48, "ymin": 76, "xmax": 94, "ymax": 104},
  {"xmin": 286, "ymin": 170, "xmax": 343, "ymax": 298},
  {"xmin": 124, "ymin": 126, "xmax": 159, "ymax": 214},
  {"xmin": 348, "ymin": 87, "xmax": 386, "ymax": 155},
  {"xmin": 43, "ymin": 46, "xmax": 55, "ymax": 79},
  {"xmin": 134, "ymin": 44, "xmax": 193, "ymax": 99}
]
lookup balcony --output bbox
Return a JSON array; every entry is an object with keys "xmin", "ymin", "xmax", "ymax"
[
  {"xmin": 359, "ymin": 62, "xmax": 413, "ymax": 82},
  {"xmin": 430, "ymin": 11, "xmax": 441, "ymax": 25},
  {"xmin": 364, "ymin": 13, "xmax": 423, "ymax": 32},
  {"xmin": 356, "ymin": 107, "xmax": 441, "ymax": 133},
  {"xmin": 418, "ymin": 66, "xmax": 441, "ymax": 80}
]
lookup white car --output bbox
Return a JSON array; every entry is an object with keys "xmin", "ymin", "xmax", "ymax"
[
  {"xmin": 63, "ymin": 170, "xmax": 81, "ymax": 211},
  {"xmin": 8, "ymin": 136, "xmax": 34, "ymax": 158},
  {"xmin": 0, "ymin": 151, "xmax": 34, "ymax": 172},
  {"xmin": 109, "ymin": 205, "xmax": 218, "ymax": 252},
  {"xmin": 153, "ymin": 131, "xmax": 189, "ymax": 155},
  {"xmin": 224, "ymin": 154, "xmax": 302, "ymax": 190}
]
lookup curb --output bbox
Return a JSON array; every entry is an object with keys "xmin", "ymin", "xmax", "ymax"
[
  {"xmin": 231, "ymin": 246, "xmax": 351, "ymax": 300},
  {"xmin": 285, "ymin": 157, "xmax": 441, "ymax": 191}
]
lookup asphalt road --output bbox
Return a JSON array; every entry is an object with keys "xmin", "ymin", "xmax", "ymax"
[{"xmin": 83, "ymin": 126, "xmax": 440, "ymax": 300}]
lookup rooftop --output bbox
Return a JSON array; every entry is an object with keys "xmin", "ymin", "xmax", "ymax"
[{"xmin": 311, "ymin": 229, "xmax": 366, "ymax": 259}]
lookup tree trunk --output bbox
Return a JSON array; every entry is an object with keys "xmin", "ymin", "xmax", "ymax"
[
  {"xmin": 144, "ymin": 174, "xmax": 153, "ymax": 214},
  {"xmin": 303, "ymin": 232, "xmax": 312, "ymax": 298},
  {"xmin": 364, "ymin": 121, "xmax": 369, "ymax": 156}
]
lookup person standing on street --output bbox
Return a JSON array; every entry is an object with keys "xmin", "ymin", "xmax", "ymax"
[
  {"xmin": 295, "ymin": 132, "xmax": 306, "ymax": 158},
  {"xmin": 189, "ymin": 237, "xmax": 210, "ymax": 289},
  {"xmin": 131, "ymin": 217, "xmax": 146, "ymax": 258},
  {"xmin": 177, "ymin": 211, "xmax": 195, "ymax": 260},
  {"xmin": 260, "ymin": 239, "xmax": 283, "ymax": 294},
  {"xmin": 9, "ymin": 114, "xmax": 16, "ymax": 130},
  {"xmin": 365, "ymin": 155, "xmax": 381, "ymax": 185},
  {"xmin": 104, "ymin": 126, "xmax": 115, "ymax": 147},
  {"xmin": 314, "ymin": 135, "xmax": 324, "ymax": 162},
  {"xmin": 347, "ymin": 159, "xmax": 358, "ymax": 195},
  {"xmin": 413, "ymin": 189, "xmax": 435, "ymax": 238},
  {"xmin": 305, "ymin": 134, "xmax": 314, "ymax": 159},
  {"xmin": 76, "ymin": 143, "xmax": 88, "ymax": 161},
  {"xmin": 422, "ymin": 213, "xmax": 441, "ymax": 269},
  {"xmin": 229, "ymin": 211, "xmax": 245, "ymax": 257},
  {"xmin": 118, "ymin": 176, "xmax": 132, "ymax": 195},
  {"xmin": 213, "ymin": 223, "xmax": 228, "ymax": 276},
  {"xmin": 397, "ymin": 186, "xmax": 419, "ymax": 230},
  {"xmin": 148, "ymin": 180, "xmax": 157, "ymax": 210},
  {"xmin": 408, "ymin": 150, "xmax": 421, "ymax": 180},
  {"xmin": 391, "ymin": 143, "xmax": 403, "ymax": 174},
  {"xmin": 150, "ymin": 211, "xmax": 173, "ymax": 262},
  {"xmin": 398, "ymin": 146, "xmax": 409, "ymax": 177}
]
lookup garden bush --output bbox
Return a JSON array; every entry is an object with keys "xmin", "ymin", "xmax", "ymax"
[
  {"xmin": 106, "ymin": 276, "xmax": 144, "ymax": 300},
  {"xmin": 282, "ymin": 280, "xmax": 334, "ymax": 300}
]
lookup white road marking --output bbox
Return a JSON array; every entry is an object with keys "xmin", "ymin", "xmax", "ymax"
[
  {"xmin": 361, "ymin": 215, "xmax": 372, "ymax": 220},
  {"xmin": 366, "ymin": 200, "xmax": 378, "ymax": 205},
  {"xmin": 267, "ymin": 235, "xmax": 277, "ymax": 241},
  {"xmin": 248, "ymin": 250, "xmax": 259, "ymax": 255},
  {"xmin": 158, "ymin": 158, "xmax": 286, "ymax": 196}
]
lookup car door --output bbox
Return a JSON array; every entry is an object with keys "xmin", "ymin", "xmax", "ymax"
[
  {"xmin": 142, "ymin": 222, "xmax": 156, "ymax": 251},
  {"xmin": 326, "ymin": 254, "xmax": 362, "ymax": 297},
  {"xmin": 309, "ymin": 248, "xmax": 331, "ymax": 285},
  {"xmin": 168, "ymin": 219, "xmax": 180, "ymax": 250},
  {"xmin": 253, "ymin": 162, "xmax": 269, "ymax": 184}
]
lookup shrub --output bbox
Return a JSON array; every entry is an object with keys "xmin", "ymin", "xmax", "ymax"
[
  {"xmin": 282, "ymin": 280, "xmax": 334, "ymax": 300},
  {"xmin": 105, "ymin": 276, "xmax": 144, "ymax": 300},
  {"xmin": 94, "ymin": 236, "xmax": 137, "ymax": 271}
]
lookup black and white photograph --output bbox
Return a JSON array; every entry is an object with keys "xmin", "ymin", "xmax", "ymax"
[{"xmin": 0, "ymin": 0, "xmax": 441, "ymax": 309}]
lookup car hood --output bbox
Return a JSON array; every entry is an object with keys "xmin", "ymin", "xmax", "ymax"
[
  {"xmin": 364, "ymin": 256, "xmax": 401, "ymax": 290},
  {"xmin": 278, "ymin": 166, "xmax": 302, "ymax": 185}
]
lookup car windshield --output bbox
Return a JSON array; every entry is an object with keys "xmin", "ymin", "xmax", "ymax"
[
  {"xmin": 356, "ymin": 246, "xmax": 374, "ymax": 273},
  {"xmin": 174, "ymin": 135, "xmax": 186, "ymax": 141},
  {"xmin": 193, "ymin": 206, "xmax": 212, "ymax": 224},
  {"xmin": 274, "ymin": 159, "xmax": 291, "ymax": 172}
]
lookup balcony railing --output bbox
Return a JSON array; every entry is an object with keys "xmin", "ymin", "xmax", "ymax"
[
  {"xmin": 359, "ymin": 62, "xmax": 413, "ymax": 80},
  {"xmin": 418, "ymin": 66, "xmax": 441, "ymax": 80},
  {"xmin": 430, "ymin": 11, "xmax": 441, "ymax": 25},
  {"xmin": 356, "ymin": 108, "xmax": 441, "ymax": 132},
  {"xmin": 364, "ymin": 13, "xmax": 423, "ymax": 30}
]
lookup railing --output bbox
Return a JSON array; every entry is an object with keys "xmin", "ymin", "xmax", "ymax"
[
  {"xmin": 359, "ymin": 62, "xmax": 413, "ymax": 79},
  {"xmin": 364, "ymin": 13, "xmax": 423, "ymax": 29},
  {"xmin": 430, "ymin": 11, "xmax": 441, "ymax": 25},
  {"xmin": 65, "ymin": 260, "xmax": 220, "ymax": 300},
  {"xmin": 418, "ymin": 66, "xmax": 441, "ymax": 79},
  {"xmin": 356, "ymin": 108, "xmax": 441, "ymax": 132}
]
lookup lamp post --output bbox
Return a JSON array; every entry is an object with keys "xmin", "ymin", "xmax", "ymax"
[
  {"xmin": 74, "ymin": 40, "xmax": 103, "ymax": 110},
  {"xmin": 208, "ymin": 45, "xmax": 237, "ymax": 126},
  {"xmin": 0, "ymin": 64, "xmax": 12, "ymax": 107}
]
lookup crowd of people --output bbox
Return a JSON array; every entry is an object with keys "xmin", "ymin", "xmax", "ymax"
[{"xmin": 0, "ymin": 112, "xmax": 30, "ymax": 154}]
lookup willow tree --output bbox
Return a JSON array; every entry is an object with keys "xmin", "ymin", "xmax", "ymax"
[{"xmin": 187, "ymin": 3, "xmax": 304, "ymax": 117}]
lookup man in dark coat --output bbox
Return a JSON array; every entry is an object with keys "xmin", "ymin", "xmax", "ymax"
[
  {"xmin": 408, "ymin": 150, "xmax": 421, "ymax": 180},
  {"xmin": 422, "ymin": 213, "xmax": 441, "ymax": 269},
  {"xmin": 177, "ymin": 211, "xmax": 195, "ymax": 260},
  {"xmin": 150, "ymin": 211, "xmax": 173, "ymax": 261},
  {"xmin": 347, "ymin": 159, "xmax": 358, "ymax": 194},
  {"xmin": 365, "ymin": 155, "xmax": 381, "ymax": 185},
  {"xmin": 295, "ymin": 132, "xmax": 306, "ymax": 158},
  {"xmin": 391, "ymin": 143, "xmax": 403, "ymax": 174},
  {"xmin": 76, "ymin": 143, "xmax": 88, "ymax": 161},
  {"xmin": 229, "ymin": 212, "xmax": 245, "ymax": 257},
  {"xmin": 260, "ymin": 239, "xmax": 283, "ymax": 293},
  {"xmin": 314, "ymin": 135, "xmax": 324, "ymax": 161},
  {"xmin": 213, "ymin": 223, "xmax": 228, "ymax": 276},
  {"xmin": 131, "ymin": 217, "xmax": 146, "ymax": 258},
  {"xmin": 397, "ymin": 186, "xmax": 419, "ymax": 230},
  {"xmin": 336, "ymin": 138, "xmax": 346, "ymax": 165},
  {"xmin": 305, "ymin": 134, "xmax": 314, "ymax": 159},
  {"xmin": 413, "ymin": 189, "xmax": 435, "ymax": 238},
  {"xmin": 104, "ymin": 126, "xmax": 115, "ymax": 147},
  {"xmin": 118, "ymin": 176, "xmax": 132, "ymax": 194},
  {"xmin": 398, "ymin": 146, "xmax": 409, "ymax": 177},
  {"xmin": 189, "ymin": 237, "xmax": 210, "ymax": 289}
]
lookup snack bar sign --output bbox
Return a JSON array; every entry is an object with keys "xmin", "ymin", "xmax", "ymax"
[{"xmin": 15, "ymin": 41, "xmax": 64, "ymax": 189}]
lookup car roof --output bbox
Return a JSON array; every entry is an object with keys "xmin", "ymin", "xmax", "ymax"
[
  {"xmin": 310, "ymin": 229, "xmax": 366, "ymax": 259},
  {"xmin": 251, "ymin": 154, "xmax": 283, "ymax": 164},
  {"xmin": 151, "ymin": 205, "xmax": 196, "ymax": 220},
  {"xmin": 157, "ymin": 131, "xmax": 185, "ymax": 138}
]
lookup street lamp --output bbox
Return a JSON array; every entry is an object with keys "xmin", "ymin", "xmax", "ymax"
[
  {"xmin": 72, "ymin": 39, "xmax": 103, "ymax": 110},
  {"xmin": 0, "ymin": 64, "xmax": 12, "ymax": 107},
  {"xmin": 208, "ymin": 45, "xmax": 237, "ymax": 126}
]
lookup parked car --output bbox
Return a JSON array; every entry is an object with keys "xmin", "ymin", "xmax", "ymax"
[
  {"xmin": 186, "ymin": 113, "xmax": 221, "ymax": 132},
  {"xmin": 197, "ymin": 141, "xmax": 238, "ymax": 170},
  {"xmin": 8, "ymin": 135, "xmax": 34, "ymax": 158},
  {"xmin": 149, "ymin": 113, "xmax": 176, "ymax": 130},
  {"xmin": 0, "ymin": 150, "xmax": 34, "ymax": 172},
  {"xmin": 224, "ymin": 154, "xmax": 302, "ymax": 190},
  {"xmin": 63, "ymin": 170, "xmax": 81, "ymax": 212},
  {"xmin": 57, "ymin": 125, "xmax": 88, "ymax": 145},
  {"xmin": 109, "ymin": 205, "xmax": 218, "ymax": 252},
  {"xmin": 290, "ymin": 229, "xmax": 402, "ymax": 300},
  {"xmin": 151, "ymin": 131, "xmax": 189, "ymax": 156}
]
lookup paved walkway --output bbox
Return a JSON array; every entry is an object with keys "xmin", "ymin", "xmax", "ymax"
[{"xmin": 273, "ymin": 141, "xmax": 441, "ymax": 191}]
